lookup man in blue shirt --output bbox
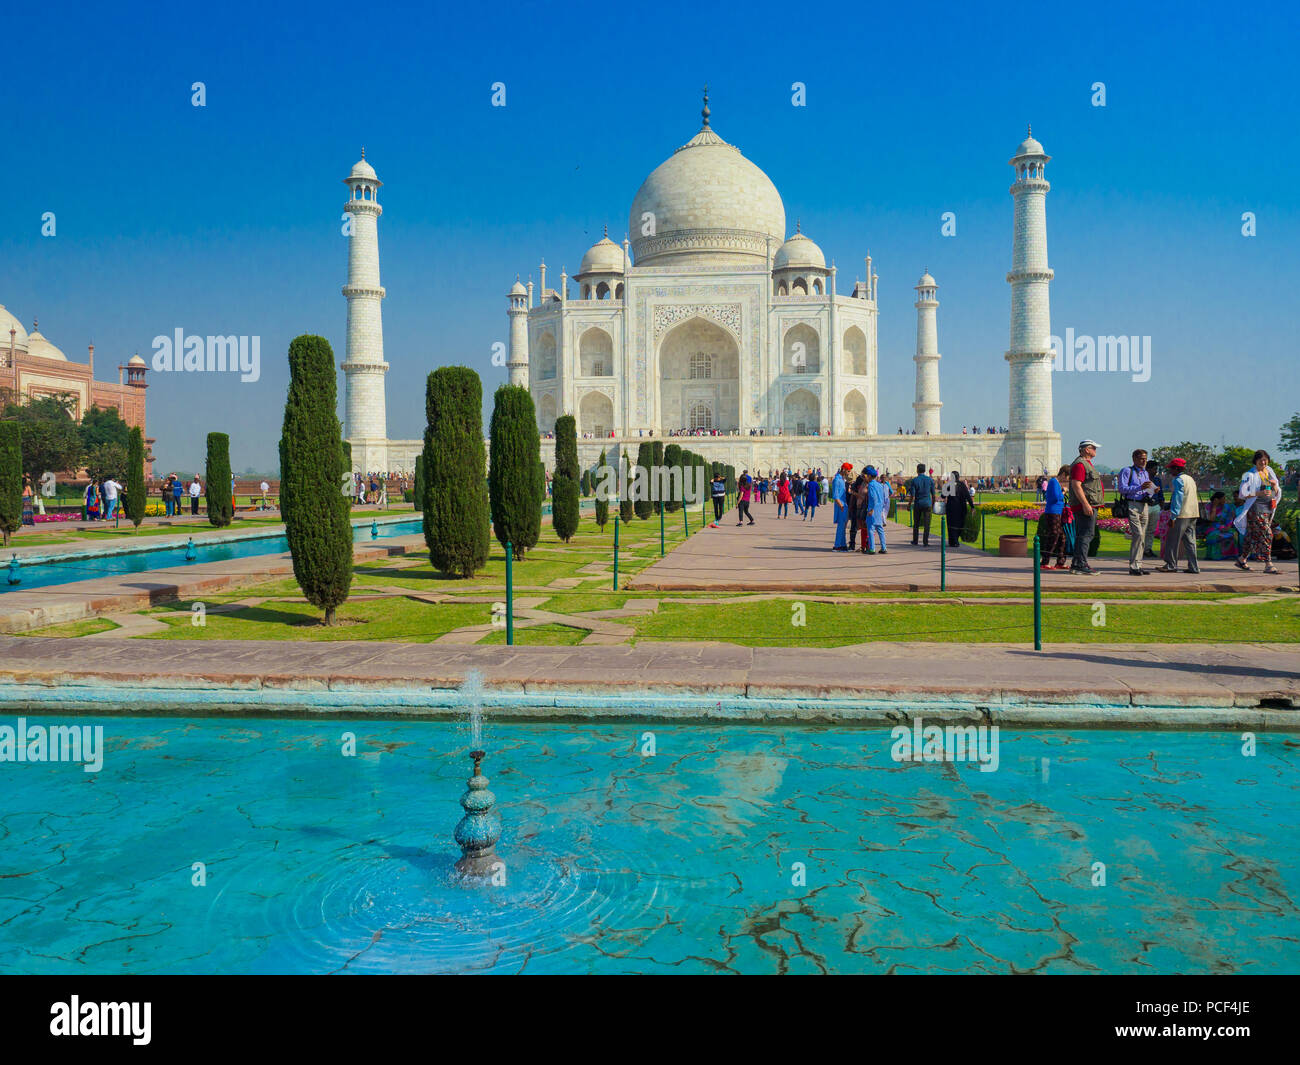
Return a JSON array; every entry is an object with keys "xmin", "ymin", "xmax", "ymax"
[
  {"xmin": 1116, "ymin": 448, "xmax": 1157, "ymax": 575},
  {"xmin": 831, "ymin": 463, "xmax": 851, "ymax": 549},
  {"xmin": 908, "ymin": 463, "xmax": 935, "ymax": 546}
]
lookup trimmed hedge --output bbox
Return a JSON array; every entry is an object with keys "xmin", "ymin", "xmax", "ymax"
[
  {"xmin": 423, "ymin": 367, "xmax": 490, "ymax": 577},
  {"xmin": 488, "ymin": 384, "xmax": 543, "ymax": 558}
]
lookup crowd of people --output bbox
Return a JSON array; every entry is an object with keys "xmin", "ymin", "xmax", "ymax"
[
  {"xmin": 348, "ymin": 472, "xmax": 414, "ymax": 507},
  {"xmin": 1037, "ymin": 441, "xmax": 1289, "ymax": 576},
  {"xmin": 895, "ymin": 426, "xmax": 1007, "ymax": 436},
  {"xmin": 710, "ymin": 440, "xmax": 1292, "ymax": 578}
]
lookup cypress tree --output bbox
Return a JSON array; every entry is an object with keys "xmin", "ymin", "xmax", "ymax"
[
  {"xmin": 488, "ymin": 384, "xmax": 542, "ymax": 558},
  {"xmin": 725, "ymin": 464, "xmax": 736, "ymax": 496},
  {"xmin": 0, "ymin": 422, "xmax": 21, "ymax": 547},
  {"xmin": 423, "ymin": 367, "xmax": 490, "ymax": 577},
  {"xmin": 593, "ymin": 449, "xmax": 610, "ymax": 529},
  {"xmin": 125, "ymin": 426, "xmax": 146, "ymax": 530},
  {"xmin": 552, "ymin": 413, "xmax": 580, "ymax": 542},
  {"xmin": 279, "ymin": 334, "xmax": 353, "ymax": 625},
  {"xmin": 663, "ymin": 443, "xmax": 682, "ymax": 512},
  {"xmin": 412, "ymin": 453, "xmax": 425, "ymax": 512},
  {"xmin": 651, "ymin": 440, "xmax": 665, "ymax": 515},
  {"xmin": 580, "ymin": 468, "xmax": 591, "ymax": 497},
  {"xmin": 619, "ymin": 450, "xmax": 634, "ymax": 524},
  {"xmin": 205, "ymin": 432, "xmax": 234, "ymax": 528},
  {"xmin": 633, "ymin": 442, "xmax": 653, "ymax": 520}
]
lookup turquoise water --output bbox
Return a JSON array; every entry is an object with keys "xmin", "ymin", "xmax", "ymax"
[
  {"xmin": 1, "ymin": 717, "xmax": 1296, "ymax": 974},
  {"xmin": 1, "ymin": 520, "xmax": 422, "ymax": 594}
]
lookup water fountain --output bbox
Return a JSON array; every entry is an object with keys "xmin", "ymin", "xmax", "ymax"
[
  {"xmin": 184, "ymin": 537, "xmax": 197, "ymax": 561},
  {"xmin": 454, "ymin": 749, "xmax": 502, "ymax": 877},
  {"xmin": 7, "ymin": 555, "xmax": 20, "ymax": 585}
]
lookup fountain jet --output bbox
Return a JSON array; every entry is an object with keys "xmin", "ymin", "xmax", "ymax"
[{"xmin": 454, "ymin": 750, "xmax": 502, "ymax": 878}]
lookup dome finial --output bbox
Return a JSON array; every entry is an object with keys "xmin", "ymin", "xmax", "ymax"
[
  {"xmin": 361, "ymin": 146, "xmax": 365, "ymax": 160},
  {"xmin": 1026, "ymin": 123, "xmax": 1031, "ymax": 137},
  {"xmin": 603, "ymin": 222, "xmax": 608, "ymax": 238},
  {"xmin": 701, "ymin": 84, "xmax": 710, "ymax": 127},
  {"xmin": 796, "ymin": 218, "xmax": 801, "ymax": 234}
]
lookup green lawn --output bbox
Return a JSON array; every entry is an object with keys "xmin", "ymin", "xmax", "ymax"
[
  {"xmin": 479, "ymin": 623, "xmax": 588, "ymax": 646},
  {"xmin": 21, "ymin": 617, "xmax": 120, "ymax": 638},
  {"xmin": 630, "ymin": 598, "xmax": 1300, "ymax": 646},
  {"xmin": 142, "ymin": 597, "xmax": 490, "ymax": 642}
]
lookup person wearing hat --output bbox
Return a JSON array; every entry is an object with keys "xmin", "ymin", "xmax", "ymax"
[
  {"xmin": 864, "ymin": 466, "xmax": 889, "ymax": 553},
  {"xmin": 1158, "ymin": 458, "xmax": 1200, "ymax": 573},
  {"xmin": 1117, "ymin": 448, "xmax": 1158, "ymax": 575},
  {"xmin": 1068, "ymin": 440, "xmax": 1104, "ymax": 574},
  {"xmin": 831, "ymin": 462, "xmax": 852, "ymax": 549}
]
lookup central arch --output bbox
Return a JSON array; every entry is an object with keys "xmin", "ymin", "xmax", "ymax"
[
  {"xmin": 658, "ymin": 317, "xmax": 739, "ymax": 434},
  {"xmin": 579, "ymin": 327, "xmax": 613, "ymax": 377}
]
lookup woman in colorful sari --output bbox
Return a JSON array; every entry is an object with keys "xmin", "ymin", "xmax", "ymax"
[
  {"xmin": 1202, "ymin": 492, "xmax": 1239, "ymax": 561},
  {"xmin": 1234, "ymin": 450, "xmax": 1281, "ymax": 574}
]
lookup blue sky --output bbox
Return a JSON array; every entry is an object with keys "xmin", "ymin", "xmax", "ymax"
[{"xmin": 3, "ymin": 0, "xmax": 1297, "ymax": 473}]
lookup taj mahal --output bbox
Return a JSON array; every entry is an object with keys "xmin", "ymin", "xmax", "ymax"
[{"xmin": 341, "ymin": 94, "xmax": 1061, "ymax": 479}]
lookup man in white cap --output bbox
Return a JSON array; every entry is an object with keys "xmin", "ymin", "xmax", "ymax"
[{"xmin": 1068, "ymin": 440, "xmax": 1103, "ymax": 574}]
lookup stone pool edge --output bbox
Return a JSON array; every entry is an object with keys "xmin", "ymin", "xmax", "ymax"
[{"xmin": 1, "ymin": 681, "xmax": 1297, "ymax": 731}]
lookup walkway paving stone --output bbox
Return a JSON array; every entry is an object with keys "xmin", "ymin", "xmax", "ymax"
[{"xmin": 630, "ymin": 505, "xmax": 1295, "ymax": 594}]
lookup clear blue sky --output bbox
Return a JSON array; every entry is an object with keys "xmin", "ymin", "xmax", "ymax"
[{"xmin": 3, "ymin": 0, "xmax": 1297, "ymax": 474}]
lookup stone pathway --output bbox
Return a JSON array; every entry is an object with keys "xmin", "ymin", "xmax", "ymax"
[{"xmin": 630, "ymin": 505, "xmax": 1297, "ymax": 594}]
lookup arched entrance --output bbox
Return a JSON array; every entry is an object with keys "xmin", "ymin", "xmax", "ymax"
[{"xmin": 658, "ymin": 317, "xmax": 739, "ymax": 434}]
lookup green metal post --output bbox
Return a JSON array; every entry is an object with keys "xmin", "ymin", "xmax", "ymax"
[
  {"xmin": 940, "ymin": 515, "xmax": 947, "ymax": 591},
  {"xmin": 660, "ymin": 501, "xmax": 665, "ymax": 556},
  {"xmin": 981, "ymin": 509, "xmax": 986, "ymax": 552},
  {"xmin": 1023, "ymin": 516, "xmax": 1028, "ymax": 537},
  {"xmin": 505, "ymin": 541, "xmax": 514, "ymax": 646},
  {"xmin": 1033, "ymin": 534, "xmax": 1042, "ymax": 651},
  {"xmin": 684, "ymin": 500, "xmax": 689, "ymax": 537},
  {"xmin": 612, "ymin": 515, "xmax": 619, "ymax": 591}
]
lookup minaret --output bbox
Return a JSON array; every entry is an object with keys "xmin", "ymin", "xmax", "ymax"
[
  {"xmin": 1005, "ymin": 126, "xmax": 1055, "ymax": 445},
  {"xmin": 507, "ymin": 277, "xmax": 530, "ymax": 387},
  {"xmin": 341, "ymin": 150, "xmax": 388, "ymax": 470},
  {"xmin": 912, "ymin": 272, "xmax": 942, "ymax": 434}
]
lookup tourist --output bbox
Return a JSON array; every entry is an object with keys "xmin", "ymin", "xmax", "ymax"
[
  {"xmin": 710, "ymin": 471, "xmax": 726, "ymax": 522},
  {"xmin": 847, "ymin": 467, "xmax": 867, "ymax": 549},
  {"xmin": 1157, "ymin": 458, "xmax": 1200, "ymax": 573},
  {"xmin": 864, "ymin": 466, "xmax": 889, "ymax": 554},
  {"xmin": 1202, "ymin": 492, "xmax": 1239, "ymax": 561},
  {"xmin": 909, "ymin": 463, "xmax": 934, "ymax": 547},
  {"xmin": 1234, "ymin": 449, "xmax": 1281, "ymax": 574},
  {"xmin": 21, "ymin": 476, "xmax": 35, "ymax": 526},
  {"xmin": 943, "ymin": 471, "xmax": 972, "ymax": 549},
  {"xmin": 736, "ymin": 472, "xmax": 755, "ymax": 526},
  {"xmin": 189, "ymin": 476, "xmax": 202, "ymax": 515},
  {"xmin": 803, "ymin": 473, "xmax": 819, "ymax": 521},
  {"xmin": 83, "ymin": 480, "xmax": 99, "ymax": 521},
  {"xmin": 792, "ymin": 472, "xmax": 804, "ymax": 516},
  {"xmin": 102, "ymin": 475, "xmax": 122, "ymax": 521},
  {"xmin": 1068, "ymin": 440, "xmax": 1102, "ymax": 574},
  {"xmin": 776, "ymin": 473, "xmax": 792, "ymax": 519},
  {"xmin": 1038, "ymin": 465, "xmax": 1070, "ymax": 569},
  {"xmin": 1142, "ymin": 461, "xmax": 1165, "ymax": 560},
  {"xmin": 162, "ymin": 475, "xmax": 174, "ymax": 517},
  {"xmin": 172, "ymin": 476, "xmax": 183, "ymax": 517},
  {"xmin": 1117, "ymin": 448, "xmax": 1157, "ymax": 576},
  {"xmin": 259, "ymin": 479, "xmax": 271, "ymax": 511},
  {"xmin": 831, "ymin": 462, "xmax": 851, "ymax": 550}
]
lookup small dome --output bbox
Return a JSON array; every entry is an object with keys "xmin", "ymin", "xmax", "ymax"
[
  {"xmin": 509, "ymin": 278, "xmax": 527, "ymax": 296},
  {"xmin": 578, "ymin": 235, "xmax": 624, "ymax": 276},
  {"xmin": 349, "ymin": 156, "xmax": 377, "ymax": 180},
  {"xmin": 916, "ymin": 272, "xmax": 937, "ymax": 288},
  {"xmin": 128, "ymin": 353, "xmax": 146, "ymax": 366},
  {"xmin": 0, "ymin": 305, "xmax": 28, "ymax": 352},
  {"xmin": 774, "ymin": 230, "xmax": 825, "ymax": 271},
  {"xmin": 1012, "ymin": 126, "xmax": 1046, "ymax": 159},
  {"xmin": 24, "ymin": 323, "xmax": 67, "ymax": 361}
]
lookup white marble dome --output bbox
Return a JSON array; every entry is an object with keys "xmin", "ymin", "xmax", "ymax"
[
  {"xmin": 578, "ymin": 234, "xmax": 624, "ymax": 276},
  {"xmin": 629, "ymin": 124, "xmax": 785, "ymax": 267},
  {"xmin": 774, "ymin": 230, "xmax": 825, "ymax": 271},
  {"xmin": 1013, "ymin": 128, "xmax": 1046, "ymax": 158},
  {"xmin": 24, "ymin": 324, "xmax": 67, "ymax": 361},
  {"xmin": 128, "ymin": 353, "xmax": 147, "ymax": 366},
  {"xmin": 349, "ymin": 156, "xmax": 377, "ymax": 180},
  {"xmin": 0, "ymin": 305, "xmax": 28, "ymax": 352}
]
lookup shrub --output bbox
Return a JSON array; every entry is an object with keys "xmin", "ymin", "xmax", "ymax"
[
  {"xmin": 663, "ymin": 443, "xmax": 682, "ymax": 513},
  {"xmin": 0, "ymin": 422, "xmax": 20, "ymax": 546},
  {"xmin": 125, "ymin": 426, "xmax": 146, "ymax": 530},
  {"xmin": 278, "ymin": 335, "xmax": 353, "ymax": 624},
  {"xmin": 424, "ymin": 367, "xmax": 490, "ymax": 577},
  {"xmin": 488, "ymin": 385, "xmax": 543, "ymax": 558},
  {"xmin": 552, "ymin": 414, "xmax": 580, "ymax": 542},
  {"xmin": 593, "ymin": 448, "xmax": 609, "ymax": 529},
  {"xmin": 412, "ymin": 453, "xmax": 425, "ymax": 513},
  {"xmin": 205, "ymin": 433, "xmax": 234, "ymax": 528},
  {"xmin": 633, "ymin": 443, "xmax": 653, "ymax": 520}
]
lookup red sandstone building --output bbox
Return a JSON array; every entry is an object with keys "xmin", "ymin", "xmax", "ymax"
[{"xmin": 1, "ymin": 304, "xmax": 152, "ymax": 475}]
